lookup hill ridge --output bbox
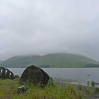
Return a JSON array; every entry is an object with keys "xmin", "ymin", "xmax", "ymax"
[{"xmin": 0, "ymin": 53, "xmax": 99, "ymax": 68}]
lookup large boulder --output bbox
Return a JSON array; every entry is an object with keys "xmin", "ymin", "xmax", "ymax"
[{"xmin": 20, "ymin": 65, "xmax": 50, "ymax": 86}]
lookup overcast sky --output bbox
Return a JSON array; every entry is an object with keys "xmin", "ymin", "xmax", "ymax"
[{"xmin": 0, "ymin": 0, "xmax": 99, "ymax": 61}]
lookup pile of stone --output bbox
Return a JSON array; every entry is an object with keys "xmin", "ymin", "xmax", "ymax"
[{"xmin": 0, "ymin": 67, "xmax": 14, "ymax": 79}]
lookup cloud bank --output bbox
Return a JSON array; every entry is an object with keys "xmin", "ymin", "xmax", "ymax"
[{"xmin": 0, "ymin": 0, "xmax": 99, "ymax": 61}]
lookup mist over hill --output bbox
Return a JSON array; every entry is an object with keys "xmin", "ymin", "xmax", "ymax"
[
  {"xmin": 0, "ymin": 53, "xmax": 99, "ymax": 68},
  {"xmin": 31, "ymin": 53, "xmax": 99, "ymax": 68},
  {"xmin": 0, "ymin": 55, "xmax": 41, "ymax": 68},
  {"xmin": 0, "ymin": 60, "xmax": 2, "ymax": 63}
]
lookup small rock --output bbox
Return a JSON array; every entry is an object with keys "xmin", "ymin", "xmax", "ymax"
[
  {"xmin": 14, "ymin": 75, "xmax": 19, "ymax": 78},
  {"xmin": 17, "ymin": 85, "xmax": 28, "ymax": 94}
]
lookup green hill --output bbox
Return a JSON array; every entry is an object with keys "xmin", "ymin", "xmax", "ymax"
[
  {"xmin": 0, "ymin": 53, "xmax": 99, "ymax": 68},
  {"xmin": 31, "ymin": 53, "xmax": 99, "ymax": 68},
  {"xmin": 0, "ymin": 55, "xmax": 41, "ymax": 68}
]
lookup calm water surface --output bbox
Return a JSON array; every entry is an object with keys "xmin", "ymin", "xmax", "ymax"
[{"xmin": 8, "ymin": 68, "xmax": 99, "ymax": 86}]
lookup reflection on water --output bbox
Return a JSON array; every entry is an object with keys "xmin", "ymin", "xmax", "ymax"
[{"xmin": 8, "ymin": 68, "xmax": 99, "ymax": 86}]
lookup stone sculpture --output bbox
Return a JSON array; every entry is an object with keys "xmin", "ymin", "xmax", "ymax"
[
  {"xmin": 21, "ymin": 65, "xmax": 50, "ymax": 86},
  {"xmin": 0, "ymin": 67, "xmax": 14, "ymax": 79}
]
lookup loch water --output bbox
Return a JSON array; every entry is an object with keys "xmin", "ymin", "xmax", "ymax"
[{"xmin": 8, "ymin": 68, "xmax": 99, "ymax": 86}]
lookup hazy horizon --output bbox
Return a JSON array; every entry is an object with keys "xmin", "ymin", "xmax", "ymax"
[
  {"xmin": 0, "ymin": 0, "xmax": 99, "ymax": 61},
  {"xmin": 0, "ymin": 52, "xmax": 99, "ymax": 63}
]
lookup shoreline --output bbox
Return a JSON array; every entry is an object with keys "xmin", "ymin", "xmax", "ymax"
[
  {"xmin": 54, "ymin": 81, "xmax": 99, "ymax": 99},
  {"xmin": 0, "ymin": 78, "xmax": 99, "ymax": 99}
]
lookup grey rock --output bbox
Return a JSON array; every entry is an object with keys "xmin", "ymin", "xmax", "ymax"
[{"xmin": 18, "ymin": 85, "xmax": 28, "ymax": 94}]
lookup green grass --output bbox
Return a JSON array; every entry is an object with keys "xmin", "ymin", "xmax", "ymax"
[{"xmin": 0, "ymin": 78, "xmax": 84, "ymax": 99}]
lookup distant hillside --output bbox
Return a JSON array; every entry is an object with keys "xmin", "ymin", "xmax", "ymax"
[
  {"xmin": 0, "ymin": 55, "xmax": 41, "ymax": 68},
  {"xmin": 31, "ymin": 53, "xmax": 99, "ymax": 68},
  {"xmin": 0, "ymin": 60, "xmax": 2, "ymax": 63},
  {"xmin": 0, "ymin": 53, "xmax": 99, "ymax": 68}
]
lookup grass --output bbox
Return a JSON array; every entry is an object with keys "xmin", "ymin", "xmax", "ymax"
[
  {"xmin": 94, "ymin": 87, "xmax": 99, "ymax": 93},
  {"xmin": 86, "ymin": 88, "xmax": 94, "ymax": 95},
  {"xmin": 91, "ymin": 81, "xmax": 95, "ymax": 87},
  {"xmin": 0, "ymin": 78, "xmax": 84, "ymax": 99}
]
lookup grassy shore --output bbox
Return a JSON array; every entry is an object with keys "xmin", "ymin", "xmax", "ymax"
[
  {"xmin": 0, "ymin": 78, "xmax": 85, "ymax": 99},
  {"xmin": 0, "ymin": 78, "xmax": 99, "ymax": 99}
]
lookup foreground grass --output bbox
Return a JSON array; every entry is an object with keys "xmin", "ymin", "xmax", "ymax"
[{"xmin": 0, "ymin": 78, "xmax": 84, "ymax": 99}]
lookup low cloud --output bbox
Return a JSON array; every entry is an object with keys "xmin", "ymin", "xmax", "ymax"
[{"xmin": 0, "ymin": 0, "xmax": 99, "ymax": 61}]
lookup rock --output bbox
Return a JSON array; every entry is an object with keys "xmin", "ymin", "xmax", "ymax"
[
  {"xmin": 20, "ymin": 65, "xmax": 50, "ymax": 86},
  {"xmin": 17, "ymin": 85, "xmax": 28, "ymax": 94},
  {"xmin": 14, "ymin": 75, "xmax": 19, "ymax": 78},
  {"xmin": 0, "ymin": 67, "xmax": 15, "ymax": 79}
]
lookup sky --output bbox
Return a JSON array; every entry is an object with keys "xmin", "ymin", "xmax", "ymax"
[{"xmin": 0, "ymin": 0, "xmax": 99, "ymax": 61}]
